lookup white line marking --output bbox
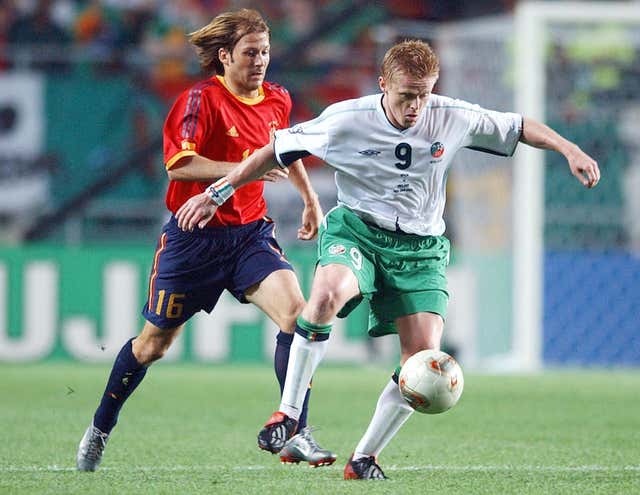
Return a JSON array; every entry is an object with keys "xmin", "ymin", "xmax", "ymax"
[
  {"xmin": 391, "ymin": 465, "xmax": 640, "ymax": 472},
  {"xmin": 2, "ymin": 464, "xmax": 639, "ymax": 473}
]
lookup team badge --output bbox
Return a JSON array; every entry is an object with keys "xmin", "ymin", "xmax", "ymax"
[
  {"xmin": 430, "ymin": 142, "xmax": 445, "ymax": 158},
  {"xmin": 328, "ymin": 244, "xmax": 346, "ymax": 255},
  {"xmin": 181, "ymin": 140, "xmax": 196, "ymax": 151}
]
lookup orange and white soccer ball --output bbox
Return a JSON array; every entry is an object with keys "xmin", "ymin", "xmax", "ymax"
[{"xmin": 398, "ymin": 349, "xmax": 464, "ymax": 414}]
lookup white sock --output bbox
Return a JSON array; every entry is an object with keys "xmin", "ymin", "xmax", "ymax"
[
  {"xmin": 279, "ymin": 333, "xmax": 329, "ymax": 421},
  {"xmin": 353, "ymin": 379, "xmax": 414, "ymax": 460}
]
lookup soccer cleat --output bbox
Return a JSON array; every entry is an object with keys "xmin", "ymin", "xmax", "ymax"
[
  {"xmin": 279, "ymin": 427, "xmax": 337, "ymax": 467},
  {"xmin": 344, "ymin": 453, "xmax": 388, "ymax": 480},
  {"xmin": 76, "ymin": 424, "xmax": 109, "ymax": 472},
  {"xmin": 257, "ymin": 411, "xmax": 297, "ymax": 454}
]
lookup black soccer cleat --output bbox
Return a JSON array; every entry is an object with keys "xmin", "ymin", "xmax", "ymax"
[
  {"xmin": 343, "ymin": 453, "xmax": 388, "ymax": 480},
  {"xmin": 257, "ymin": 411, "xmax": 298, "ymax": 454}
]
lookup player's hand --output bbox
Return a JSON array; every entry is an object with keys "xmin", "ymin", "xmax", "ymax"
[
  {"xmin": 261, "ymin": 167, "xmax": 289, "ymax": 182},
  {"xmin": 298, "ymin": 198, "xmax": 323, "ymax": 241},
  {"xmin": 175, "ymin": 192, "xmax": 219, "ymax": 231},
  {"xmin": 567, "ymin": 147, "xmax": 600, "ymax": 188}
]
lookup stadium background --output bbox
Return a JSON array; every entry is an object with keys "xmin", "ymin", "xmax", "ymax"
[
  {"xmin": 1, "ymin": 2, "xmax": 640, "ymax": 494},
  {"xmin": 0, "ymin": 0, "xmax": 638, "ymax": 369}
]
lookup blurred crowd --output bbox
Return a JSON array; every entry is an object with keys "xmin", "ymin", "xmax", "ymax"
[
  {"xmin": 0, "ymin": 0, "xmax": 515, "ymax": 108},
  {"xmin": 0, "ymin": 0, "xmax": 524, "ymax": 244}
]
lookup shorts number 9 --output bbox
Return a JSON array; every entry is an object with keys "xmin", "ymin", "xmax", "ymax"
[{"xmin": 350, "ymin": 247, "xmax": 363, "ymax": 270}]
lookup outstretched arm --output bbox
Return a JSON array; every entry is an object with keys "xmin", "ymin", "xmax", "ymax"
[
  {"xmin": 167, "ymin": 153, "xmax": 288, "ymax": 183},
  {"xmin": 175, "ymin": 143, "xmax": 277, "ymax": 231},
  {"xmin": 520, "ymin": 117, "xmax": 600, "ymax": 188},
  {"xmin": 287, "ymin": 159, "xmax": 323, "ymax": 240}
]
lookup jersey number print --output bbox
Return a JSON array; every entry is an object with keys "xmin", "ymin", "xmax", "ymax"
[{"xmin": 394, "ymin": 143, "xmax": 412, "ymax": 169}]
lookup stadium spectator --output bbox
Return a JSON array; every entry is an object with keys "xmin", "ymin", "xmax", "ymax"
[
  {"xmin": 8, "ymin": 0, "xmax": 71, "ymax": 72},
  {"xmin": 175, "ymin": 39, "xmax": 600, "ymax": 479},
  {"xmin": 76, "ymin": 8, "xmax": 335, "ymax": 472},
  {"xmin": 141, "ymin": 21, "xmax": 200, "ymax": 102},
  {"xmin": 0, "ymin": 2, "xmax": 17, "ymax": 71}
]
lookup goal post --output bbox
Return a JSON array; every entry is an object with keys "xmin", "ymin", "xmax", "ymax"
[
  {"xmin": 513, "ymin": 1, "xmax": 640, "ymax": 371},
  {"xmin": 377, "ymin": 2, "xmax": 640, "ymax": 371}
]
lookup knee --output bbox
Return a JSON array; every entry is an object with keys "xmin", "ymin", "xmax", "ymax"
[
  {"xmin": 274, "ymin": 297, "xmax": 306, "ymax": 332},
  {"xmin": 132, "ymin": 337, "xmax": 169, "ymax": 365},
  {"xmin": 283, "ymin": 297, "xmax": 305, "ymax": 321},
  {"xmin": 309, "ymin": 287, "xmax": 343, "ymax": 319}
]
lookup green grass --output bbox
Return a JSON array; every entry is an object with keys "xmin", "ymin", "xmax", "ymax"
[{"xmin": 1, "ymin": 364, "xmax": 639, "ymax": 494}]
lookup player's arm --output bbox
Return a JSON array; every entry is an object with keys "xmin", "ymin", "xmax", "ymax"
[
  {"xmin": 287, "ymin": 159, "xmax": 323, "ymax": 240},
  {"xmin": 167, "ymin": 153, "xmax": 288, "ymax": 183},
  {"xmin": 176, "ymin": 116, "xmax": 325, "ymax": 231},
  {"xmin": 520, "ymin": 117, "xmax": 600, "ymax": 188},
  {"xmin": 175, "ymin": 143, "xmax": 278, "ymax": 231}
]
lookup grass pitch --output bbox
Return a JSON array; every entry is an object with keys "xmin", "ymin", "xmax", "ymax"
[{"xmin": 1, "ymin": 363, "xmax": 638, "ymax": 494}]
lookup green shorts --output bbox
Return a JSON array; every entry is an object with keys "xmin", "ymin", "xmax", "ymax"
[{"xmin": 317, "ymin": 206, "xmax": 450, "ymax": 337}]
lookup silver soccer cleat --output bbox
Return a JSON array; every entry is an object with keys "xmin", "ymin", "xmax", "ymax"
[
  {"xmin": 76, "ymin": 424, "xmax": 109, "ymax": 471},
  {"xmin": 279, "ymin": 427, "xmax": 337, "ymax": 467}
]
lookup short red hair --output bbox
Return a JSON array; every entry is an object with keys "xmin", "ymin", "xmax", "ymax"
[{"xmin": 381, "ymin": 40, "xmax": 439, "ymax": 83}]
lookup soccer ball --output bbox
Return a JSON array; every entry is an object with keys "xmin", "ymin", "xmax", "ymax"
[{"xmin": 398, "ymin": 349, "xmax": 464, "ymax": 414}]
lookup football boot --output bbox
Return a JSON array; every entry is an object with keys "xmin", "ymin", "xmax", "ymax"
[{"xmin": 279, "ymin": 427, "xmax": 337, "ymax": 467}]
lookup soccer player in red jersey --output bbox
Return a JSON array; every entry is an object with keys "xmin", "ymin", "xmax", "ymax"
[{"xmin": 76, "ymin": 9, "xmax": 335, "ymax": 471}]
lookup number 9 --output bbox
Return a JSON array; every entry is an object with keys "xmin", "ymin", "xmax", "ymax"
[{"xmin": 395, "ymin": 143, "xmax": 412, "ymax": 170}]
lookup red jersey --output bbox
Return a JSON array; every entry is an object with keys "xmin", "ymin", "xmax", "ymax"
[{"xmin": 163, "ymin": 76, "xmax": 292, "ymax": 226}]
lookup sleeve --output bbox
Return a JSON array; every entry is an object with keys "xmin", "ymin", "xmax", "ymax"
[
  {"xmin": 273, "ymin": 111, "xmax": 332, "ymax": 168},
  {"xmin": 459, "ymin": 100, "xmax": 523, "ymax": 157},
  {"xmin": 163, "ymin": 88, "xmax": 214, "ymax": 169}
]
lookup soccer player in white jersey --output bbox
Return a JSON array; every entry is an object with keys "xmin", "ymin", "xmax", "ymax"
[{"xmin": 175, "ymin": 40, "xmax": 600, "ymax": 479}]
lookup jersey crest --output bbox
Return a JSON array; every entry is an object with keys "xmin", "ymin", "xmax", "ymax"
[{"xmin": 430, "ymin": 142, "xmax": 445, "ymax": 158}]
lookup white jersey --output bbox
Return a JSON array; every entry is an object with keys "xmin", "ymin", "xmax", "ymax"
[{"xmin": 274, "ymin": 93, "xmax": 522, "ymax": 236}]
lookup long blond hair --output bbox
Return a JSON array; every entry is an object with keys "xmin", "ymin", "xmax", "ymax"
[{"xmin": 188, "ymin": 9, "xmax": 270, "ymax": 75}]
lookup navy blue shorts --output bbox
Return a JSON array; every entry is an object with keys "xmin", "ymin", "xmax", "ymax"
[{"xmin": 142, "ymin": 216, "xmax": 293, "ymax": 330}]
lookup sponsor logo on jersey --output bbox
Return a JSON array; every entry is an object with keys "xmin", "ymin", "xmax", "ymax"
[
  {"xmin": 328, "ymin": 244, "xmax": 346, "ymax": 255},
  {"xmin": 358, "ymin": 149, "xmax": 381, "ymax": 156},
  {"xmin": 226, "ymin": 126, "xmax": 239, "ymax": 137},
  {"xmin": 430, "ymin": 142, "xmax": 445, "ymax": 158},
  {"xmin": 181, "ymin": 140, "xmax": 196, "ymax": 151}
]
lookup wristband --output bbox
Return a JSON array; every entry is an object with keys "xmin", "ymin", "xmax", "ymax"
[{"xmin": 206, "ymin": 178, "xmax": 235, "ymax": 206}]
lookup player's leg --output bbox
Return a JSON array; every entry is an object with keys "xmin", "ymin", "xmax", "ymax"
[
  {"xmin": 236, "ymin": 217, "xmax": 339, "ymax": 465},
  {"xmin": 78, "ymin": 216, "xmax": 226, "ymax": 471},
  {"xmin": 244, "ymin": 269, "xmax": 309, "ymax": 427},
  {"xmin": 257, "ymin": 207, "xmax": 377, "ymax": 454},
  {"xmin": 77, "ymin": 321, "xmax": 183, "ymax": 471},
  {"xmin": 93, "ymin": 321, "xmax": 184, "ymax": 434},
  {"xmin": 258, "ymin": 263, "xmax": 361, "ymax": 452},
  {"xmin": 246, "ymin": 268, "xmax": 336, "ymax": 466},
  {"xmin": 345, "ymin": 312, "xmax": 443, "ymax": 480},
  {"xmin": 282, "ymin": 262, "xmax": 360, "ymax": 417},
  {"xmin": 343, "ymin": 222, "xmax": 450, "ymax": 478}
]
